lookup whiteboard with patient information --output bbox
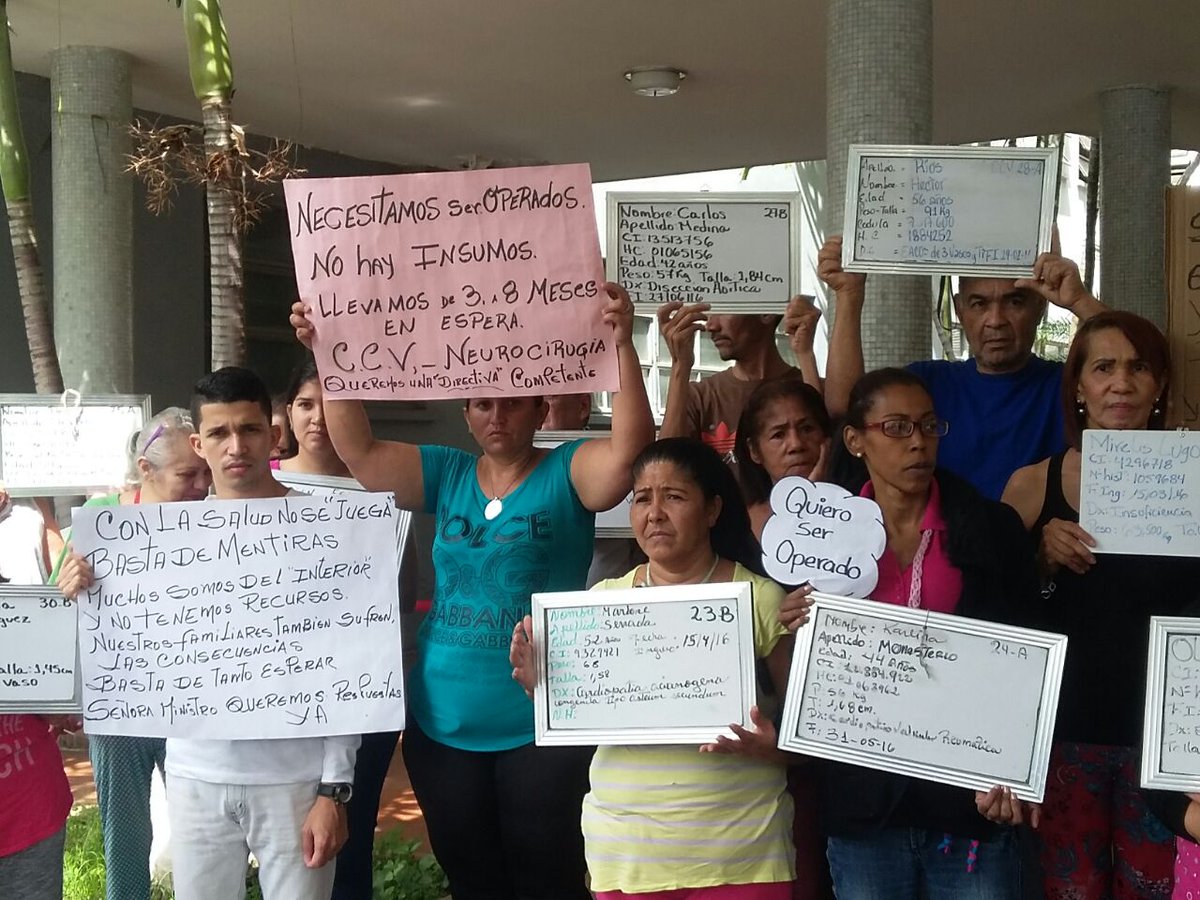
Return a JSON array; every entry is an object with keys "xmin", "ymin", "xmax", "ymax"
[
  {"xmin": 607, "ymin": 192, "xmax": 802, "ymax": 314},
  {"xmin": 841, "ymin": 144, "xmax": 1057, "ymax": 278},
  {"xmin": 1079, "ymin": 429, "xmax": 1200, "ymax": 557},
  {"xmin": 1143, "ymin": 617, "xmax": 1200, "ymax": 791},
  {"xmin": 778, "ymin": 593, "xmax": 1067, "ymax": 802},
  {"xmin": 0, "ymin": 394, "xmax": 150, "ymax": 496},
  {"xmin": 532, "ymin": 582, "xmax": 757, "ymax": 745}
]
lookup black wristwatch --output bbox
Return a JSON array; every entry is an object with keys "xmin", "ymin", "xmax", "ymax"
[{"xmin": 317, "ymin": 782, "xmax": 353, "ymax": 804}]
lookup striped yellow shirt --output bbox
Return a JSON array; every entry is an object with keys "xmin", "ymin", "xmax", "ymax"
[{"xmin": 583, "ymin": 564, "xmax": 795, "ymax": 892}]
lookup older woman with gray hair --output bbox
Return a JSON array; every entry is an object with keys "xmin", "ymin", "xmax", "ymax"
[{"xmin": 55, "ymin": 406, "xmax": 211, "ymax": 900}]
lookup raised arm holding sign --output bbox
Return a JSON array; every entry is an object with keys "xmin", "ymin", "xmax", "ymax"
[{"xmin": 289, "ymin": 245, "xmax": 653, "ymax": 894}]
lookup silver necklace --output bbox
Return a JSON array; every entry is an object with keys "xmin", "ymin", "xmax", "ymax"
[
  {"xmin": 482, "ymin": 457, "xmax": 533, "ymax": 521},
  {"xmin": 643, "ymin": 554, "xmax": 721, "ymax": 587}
]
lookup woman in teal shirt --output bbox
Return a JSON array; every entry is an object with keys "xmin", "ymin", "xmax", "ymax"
[{"xmin": 290, "ymin": 284, "xmax": 655, "ymax": 899}]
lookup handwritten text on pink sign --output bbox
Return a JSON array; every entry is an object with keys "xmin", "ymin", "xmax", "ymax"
[{"xmin": 284, "ymin": 164, "xmax": 617, "ymax": 400}]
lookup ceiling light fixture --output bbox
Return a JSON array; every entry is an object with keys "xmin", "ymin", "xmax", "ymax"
[{"xmin": 624, "ymin": 67, "xmax": 687, "ymax": 98}]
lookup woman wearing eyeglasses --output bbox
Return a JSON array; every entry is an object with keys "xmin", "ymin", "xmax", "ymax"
[
  {"xmin": 55, "ymin": 408, "xmax": 211, "ymax": 900},
  {"xmin": 1002, "ymin": 311, "xmax": 1189, "ymax": 900},
  {"xmin": 780, "ymin": 368, "xmax": 1041, "ymax": 899}
]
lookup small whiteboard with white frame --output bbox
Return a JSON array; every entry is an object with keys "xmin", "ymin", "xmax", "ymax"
[
  {"xmin": 779, "ymin": 593, "xmax": 1066, "ymax": 802},
  {"xmin": 0, "ymin": 394, "xmax": 151, "ymax": 496},
  {"xmin": 0, "ymin": 584, "xmax": 82, "ymax": 714},
  {"xmin": 533, "ymin": 430, "xmax": 633, "ymax": 537},
  {"xmin": 1141, "ymin": 617, "xmax": 1200, "ymax": 790},
  {"xmin": 532, "ymin": 582, "xmax": 756, "ymax": 745},
  {"xmin": 841, "ymin": 144, "xmax": 1057, "ymax": 278},
  {"xmin": 607, "ymin": 192, "xmax": 801, "ymax": 314}
]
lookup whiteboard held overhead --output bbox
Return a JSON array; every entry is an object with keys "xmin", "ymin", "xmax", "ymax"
[
  {"xmin": 778, "ymin": 594, "xmax": 1067, "ymax": 802},
  {"xmin": 607, "ymin": 192, "xmax": 801, "ymax": 314},
  {"xmin": 1142, "ymin": 617, "xmax": 1200, "ymax": 791},
  {"xmin": 0, "ymin": 394, "xmax": 150, "ymax": 496},
  {"xmin": 532, "ymin": 583, "xmax": 756, "ymax": 746},
  {"xmin": 1079, "ymin": 429, "xmax": 1200, "ymax": 557},
  {"xmin": 841, "ymin": 145, "xmax": 1057, "ymax": 278}
]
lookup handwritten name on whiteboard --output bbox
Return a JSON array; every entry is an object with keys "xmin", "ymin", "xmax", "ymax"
[
  {"xmin": 284, "ymin": 164, "xmax": 617, "ymax": 401},
  {"xmin": 607, "ymin": 193, "xmax": 799, "ymax": 314},
  {"xmin": 0, "ymin": 395, "xmax": 148, "ymax": 496},
  {"xmin": 841, "ymin": 145, "xmax": 1055, "ymax": 278},
  {"xmin": 533, "ymin": 583, "xmax": 756, "ymax": 745},
  {"xmin": 779, "ymin": 594, "xmax": 1066, "ymax": 801},
  {"xmin": 1080, "ymin": 429, "xmax": 1200, "ymax": 556},
  {"xmin": 0, "ymin": 586, "xmax": 78, "ymax": 711},
  {"xmin": 70, "ymin": 493, "xmax": 405, "ymax": 739}
]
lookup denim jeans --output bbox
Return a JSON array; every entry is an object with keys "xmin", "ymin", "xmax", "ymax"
[
  {"xmin": 826, "ymin": 827, "xmax": 1020, "ymax": 900},
  {"xmin": 168, "ymin": 776, "xmax": 335, "ymax": 900}
]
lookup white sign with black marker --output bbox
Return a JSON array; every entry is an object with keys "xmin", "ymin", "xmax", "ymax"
[
  {"xmin": 532, "ymin": 582, "xmax": 756, "ymax": 745},
  {"xmin": 759, "ymin": 476, "xmax": 886, "ymax": 596},
  {"xmin": 779, "ymin": 594, "xmax": 1067, "ymax": 801},
  {"xmin": 70, "ymin": 493, "xmax": 405, "ymax": 739},
  {"xmin": 1080, "ymin": 429, "xmax": 1200, "ymax": 557},
  {"xmin": 607, "ymin": 192, "xmax": 801, "ymax": 314}
]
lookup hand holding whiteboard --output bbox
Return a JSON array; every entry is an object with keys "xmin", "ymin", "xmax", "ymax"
[
  {"xmin": 1079, "ymin": 429, "xmax": 1200, "ymax": 556},
  {"xmin": 531, "ymin": 583, "xmax": 757, "ymax": 746},
  {"xmin": 760, "ymin": 477, "xmax": 886, "ymax": 596}
]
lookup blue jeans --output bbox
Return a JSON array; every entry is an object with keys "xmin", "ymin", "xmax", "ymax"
[{"xmin": 826, "ymin": 828, "xmax": 1020, "ymax": 900}]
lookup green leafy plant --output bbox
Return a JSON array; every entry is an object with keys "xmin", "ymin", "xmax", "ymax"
[{"xmin": 372, "ymin": 832, "xmax": 449, "ymax": 900}]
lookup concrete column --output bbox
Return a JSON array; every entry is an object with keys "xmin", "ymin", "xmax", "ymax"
[
  {"xmin": 1099, "ymin": 85, "xmax": 1171, "ymax": 328},
  {"xmin": 826, "ymin": 0, "xmax": 933, "ymax": 368},
  {"xmin": 51, "ymin": 47, "xmax": 133, "ymax": 394}
]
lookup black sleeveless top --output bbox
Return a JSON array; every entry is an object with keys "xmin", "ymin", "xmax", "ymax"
[{"xmin": 1034, "ymin": 451, "xmax": 1199, "ymax": 746}]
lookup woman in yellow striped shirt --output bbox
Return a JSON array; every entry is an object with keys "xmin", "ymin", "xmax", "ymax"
[{"xmin": 513, "ymin": 437, "xmax": 804, "ymax": 899}]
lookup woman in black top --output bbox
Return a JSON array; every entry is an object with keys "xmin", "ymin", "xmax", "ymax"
[{"xmin": 1003, "ymin": 310, "xmax": 1194, "ymax": 899}]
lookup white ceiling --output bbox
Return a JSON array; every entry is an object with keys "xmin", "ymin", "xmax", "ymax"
[{"xmin": 11, "ymin": 1, "xmax": 1200, "ymax": 181}]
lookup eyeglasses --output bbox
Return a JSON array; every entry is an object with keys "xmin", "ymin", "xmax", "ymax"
[{"xmin": 862, "ymin": 418, "xmax": 950, "ymax": 439}]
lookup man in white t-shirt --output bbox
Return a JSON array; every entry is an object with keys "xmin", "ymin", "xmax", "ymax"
[{"xmin": 61, "ymin": 367, "xmax": 359, "ymax": 900}]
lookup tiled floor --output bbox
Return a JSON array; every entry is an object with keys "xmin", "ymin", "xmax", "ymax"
[{"xmin": 63, "ymin": 738, "xmax": 431, "ymax": 852}]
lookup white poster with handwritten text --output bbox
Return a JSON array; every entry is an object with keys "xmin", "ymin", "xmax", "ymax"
[
  {"xmin": 1080, "ymin": 429, "xmax": 1200, "ymax": 556},
  {"xmin": 71, "ymin": 493, "xmax": 405, "ymax": 738}
]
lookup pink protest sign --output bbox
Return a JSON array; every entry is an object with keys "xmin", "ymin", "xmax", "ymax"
[{"xmin": 284, "ymin": 164, "xmax": 618, "ymax": 400}]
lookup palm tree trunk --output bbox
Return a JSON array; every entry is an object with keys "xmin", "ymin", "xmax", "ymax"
[
  {"xmin": 7, "ymin": 198, "xmax": 61, "ymax": 392},
  {"xmin": 180, "ymin": 0, "xmax": 242, "ymax": 369},
  {"xmin": 1084, "ymin": 138, "xmax": 1100, "ymax": 292},
  {"xmin": 202, "ymin": 94, "xmax": 244, "ymax": 369},
  {"xmin": 0, "ymin": 1, "xmax": 63, "ymax": 393}
]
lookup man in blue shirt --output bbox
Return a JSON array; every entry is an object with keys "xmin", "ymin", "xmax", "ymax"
[{"xmin": 819, "ymin": 236, "xmax": 1105, "ymax": 499}]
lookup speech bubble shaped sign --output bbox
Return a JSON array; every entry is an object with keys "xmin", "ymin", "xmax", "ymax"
[{"xmin": 760, "ymin": 476, "xmax": 886, "ymax": 597}]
